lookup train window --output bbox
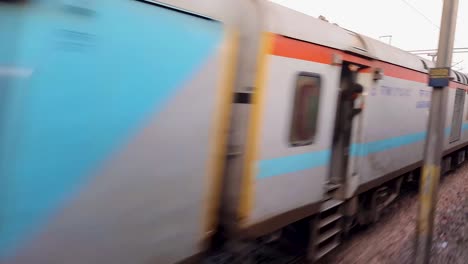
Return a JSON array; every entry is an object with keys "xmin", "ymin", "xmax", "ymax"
[{"xmin": 289, "ymin": 72, "xmax": 321, "ymax": 146}]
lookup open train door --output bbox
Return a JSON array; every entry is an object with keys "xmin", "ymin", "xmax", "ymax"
[
  {"xmin": 326, "ymin": 31, "xmax": 376, "ymax": 203},
  {"xmin": 329, "ymin": 62, "xmax": 368, "ymax": 196},
  {"xmin": 308, "ymin": 59, "xmax": 372, "ymax": 262}
]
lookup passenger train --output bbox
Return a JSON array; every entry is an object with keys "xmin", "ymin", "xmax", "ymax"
[{"xmin": 1, "ymin": 0, "xmax": 468, "ymax": 263}]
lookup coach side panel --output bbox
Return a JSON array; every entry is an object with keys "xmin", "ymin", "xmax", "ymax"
[
  {"xmin": 355, "ymin": 66, "xmax": 468, "ymax": 193},
  {"xmin": 238, "ymin": 34, "xmax": 341, "ymax": 230},
  {"xmin": 0, "ymin": 1, "xmax": 229, "ymax": 263}
]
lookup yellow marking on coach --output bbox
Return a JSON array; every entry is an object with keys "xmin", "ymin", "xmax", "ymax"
[
  {"xmin": 238, "ymin": 32, "xmax": 274, "ymax": 222},
  {"xmin": 202, "ymin": 29, "xmax": 239, "ymax": 239}
]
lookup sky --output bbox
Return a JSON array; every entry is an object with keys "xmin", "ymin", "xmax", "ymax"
[{"xmin": 269, "ymin": 0, "xmax": 468, "ymax": 73}]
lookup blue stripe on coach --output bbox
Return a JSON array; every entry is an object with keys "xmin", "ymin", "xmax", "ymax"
[
  {"xmin": 350, "ymin": 131, "xmax": 427, "ymax": 156},
  {"xmin": 257, "ymin": 124, "xmax": 468, "ymax": 179},
  {"xmin": 257, "ymin": 150, "xmax": 331, "ymax": 179}
]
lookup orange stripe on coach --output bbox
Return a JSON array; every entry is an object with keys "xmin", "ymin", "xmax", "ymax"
[{"xmin": 270, "ymin": 34, "xmax": 430, "ymax": 84}]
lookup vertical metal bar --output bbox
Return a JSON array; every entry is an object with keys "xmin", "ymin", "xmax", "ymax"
[{"xmin": 415, "ymin": 0, "xmax": 459, "ymax": 263}]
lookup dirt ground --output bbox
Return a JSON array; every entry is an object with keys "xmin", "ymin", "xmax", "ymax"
[{"xmin": 328, "ymin": 163, "xmax": 468, "ymax": 264}]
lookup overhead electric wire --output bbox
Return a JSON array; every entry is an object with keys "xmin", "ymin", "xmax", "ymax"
[
  {"xmin": 400, "ymin": 0, "xmax": 464, "ymax": 51},
  {"xmin": 408, "ymin": 48, "xmax": 468, "ymax": 53},
  {"xmin": 400, "ymin": 0, "xmax": 465, "ymax": 71},
  {"xmin": 400, "ymin": 0, "xmax": 440, "ymax": 30}
]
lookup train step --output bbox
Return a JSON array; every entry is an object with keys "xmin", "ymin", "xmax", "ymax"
[
  {"xmin": 308, "ymin": 199, "xmax": 344, "ymax": 263},
  {"xmin": 315, "ymin": 227, "xmax": 341, "ymax": 245},
  {"xmin": 325, "ymin": 182, "xmax": 340, "ymax": 191},
  {"xmin": 314, "ymin": 239, "xmax": 340, "ymax": 261},
  {"xmin": 320, "ymin": 199, "xmax": 343, "ymax": 212},
  {"xmin": 323, "ymin": 182, "xmax": 342, "ymax": 201},
  {"xmin": 318, "ymin": 213, "xmax": 343, "ymax": 228}
]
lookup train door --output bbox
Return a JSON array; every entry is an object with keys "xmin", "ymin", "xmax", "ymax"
[
  {"xmin": 449, "ymin": 88, "xmax": 465, "ymax": 143},
  {"xmin": 329, "ymin": 62, "xmax": 365, "ymax": 189}
]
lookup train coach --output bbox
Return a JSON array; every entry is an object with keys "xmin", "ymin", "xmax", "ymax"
[{"xmin": 1, "ymin": 0, "xmax": 468, "ymax": 263}]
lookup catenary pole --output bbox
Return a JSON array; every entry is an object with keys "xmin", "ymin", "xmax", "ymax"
[{"xmin": 415, "ymin": 0, "xmax": 459, "ymax": 263}]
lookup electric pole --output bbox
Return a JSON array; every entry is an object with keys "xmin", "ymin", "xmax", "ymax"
[{"xmin": 415, "ymin": 0, "xmax": 459, "ymax": 263}]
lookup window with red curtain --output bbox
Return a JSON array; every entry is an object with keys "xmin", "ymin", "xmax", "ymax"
[{"xmin": 290, "ymin": 73, "xmax": 321, "ymax": 146}]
